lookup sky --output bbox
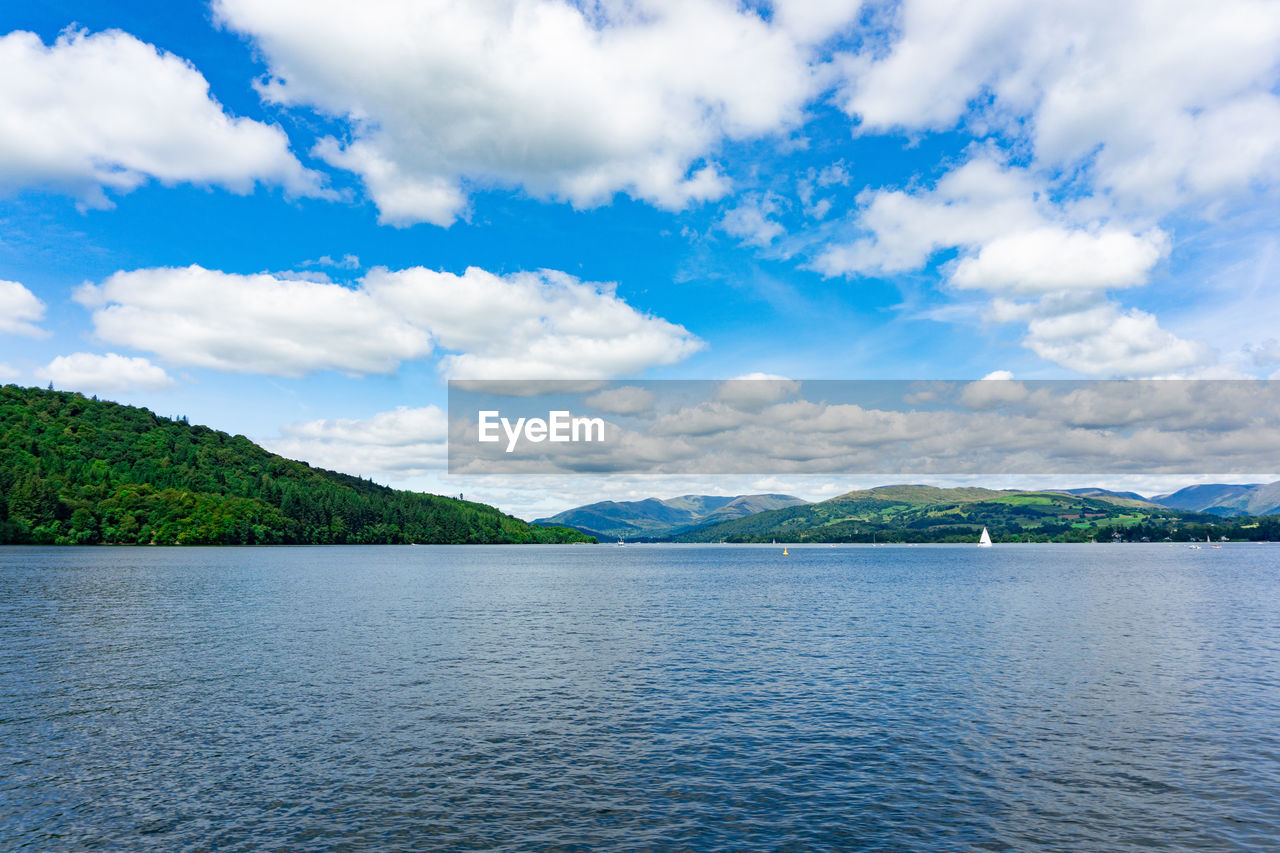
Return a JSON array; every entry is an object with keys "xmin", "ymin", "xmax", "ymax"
[{"xmin": 2, "ymin": 0, "xmax": 1279, "ymax": 517}]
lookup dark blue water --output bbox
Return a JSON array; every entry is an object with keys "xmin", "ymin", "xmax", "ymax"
[{"xmin": 2, "ymin": 544, "xmax": 1278, "ymax": 851}]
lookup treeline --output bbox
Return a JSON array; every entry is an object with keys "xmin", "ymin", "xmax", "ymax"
[{"xmin": 0, "ymin": 385, "xmax": 592, "ymax": 546}]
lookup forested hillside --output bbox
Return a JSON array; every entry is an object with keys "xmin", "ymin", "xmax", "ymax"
[
  {"xmin": 675, "ymin": 485, "xmax": 1279, "ymax": 543},
  {"xmin": 0, "ymin": 385, "xmax": 592, "ymax": 546}
]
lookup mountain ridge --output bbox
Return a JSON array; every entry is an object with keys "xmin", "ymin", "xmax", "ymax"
[
  {"xmin": 1150, "ymin": 482, "xmax": 1280, "ymax": 516},
  {"xmin": 674, "ymin": 486, "xmax": 1271, "ymax": 543},
  {"xmin": 534, "ymin": 492, "xmax": 809, "ymax": 540}
]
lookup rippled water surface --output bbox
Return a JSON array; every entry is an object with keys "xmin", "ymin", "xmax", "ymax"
[{"xmin": 2, "ymin": 544, "xmax": 1279, "ymax": 851}]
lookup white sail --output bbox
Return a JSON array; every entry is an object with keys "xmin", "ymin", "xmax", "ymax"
[{"xmin": 978, "ymin": 527, "xmax": 993, "ymax": 547}]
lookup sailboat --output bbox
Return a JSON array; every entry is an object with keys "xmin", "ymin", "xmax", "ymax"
[{"xmin": 978, "ymin": 527, "xmax": 993, "ymax": 547}]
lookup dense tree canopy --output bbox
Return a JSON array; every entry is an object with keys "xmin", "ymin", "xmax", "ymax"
[{"xmin": 0, "ymin": 385, "xmax": 592, "ymax": 546}]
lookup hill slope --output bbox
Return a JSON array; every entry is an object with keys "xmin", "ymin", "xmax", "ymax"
[
  {"xmin": 675, "ymin": 484, "xmax": 1248, "ymax": 543},
  {"xmin": 0, "ymin": 385, "xmax": 591, "ymax": 546},
  {"xmin": 1151, "ymin": 482, "xmax": 1280, "ymax": 516},
  {"xmin": 534, "ymin": 493, "xmax": 808, "ymax": 540}
]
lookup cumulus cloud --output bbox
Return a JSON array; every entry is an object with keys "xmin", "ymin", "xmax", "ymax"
[
  {"xmin": 0, "ymin": 362, "xmax": 19, "ymax": 382},
  {"xmin": 840, "ymin": 0, "xmax": 1280, "ymax": 211},
  {"xmin": 265, "ymin": 406, "xmax": 448, "ymax": 477},
  {"xmin": 0, "ymin": 280, "xmax": 47, "ymax": 337},
  {"xmin": 364, "ymin": 266, "xmax": 704, "ymax": 379},
  {"xmin": 1021, "ymin": 301, "xmax": 1210, "ymax": 377},
  {"xmin": 815, "ymin": 158, "xmax": 1169, "ymax": 292},
  {"xmin": 36, "ymin": 352, "xmax": 175, "ymax": 393},
  {"xmin": 212, "ymin": 0, "xmax": 861, "ymax": 226},
  {"xmin": 74, "ymin": 264, "xmax": 702, "ymax": 379},
  {"xmin": 720, "ymin": 194, "xmax": 786, "ymax": 247},
  {"xmin": 813, "ymin": 158, "xmax": 1042, "ymax": 277},
  {"xmin": 950, "ymin": 227, "xmax": 1170, "ymax": 294},
  {"xmin": 815, "ymin": 2, "xmax": 1280, "ymax": 378},
  {"xmin": 75, "ymin": 266, "xmax": 433, "ymax": 376},
  {"xmin": 0, "ymin": 29, "xmax": 328, "ymax": 206},
  {"xmin": 816, "ymin": 156, "xmax": 1200, "ymax": 376}
]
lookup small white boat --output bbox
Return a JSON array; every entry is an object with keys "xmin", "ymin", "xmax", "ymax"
[{"xmin": 978, "ymin": 527, "xmax": 993, "ymax": 547}]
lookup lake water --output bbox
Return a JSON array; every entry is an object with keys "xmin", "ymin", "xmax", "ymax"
[{"xmin": 2, "ymin": 543, "xmax": 1278, "ymax": 851}]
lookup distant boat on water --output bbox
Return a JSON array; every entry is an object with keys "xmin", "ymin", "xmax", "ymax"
[{"xmin": 978, "ymin": 527, "xmax": 993, "ymax": 547}]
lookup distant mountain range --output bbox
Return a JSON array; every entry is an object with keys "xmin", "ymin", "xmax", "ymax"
[
  {"xmin": 539, "ymin": 481, "xmax": 1280, "ymax": 544},
  {"xmin": 1151, "ymin": 482, "xmax": 1280, "ymax": 517},
  {"xmin": 533, "ymin": 493, "xmax": 808, "ymax": 540},
  {"xmin": 674, "ymin": 484, "xmax": 1269, "ymax": 544}
]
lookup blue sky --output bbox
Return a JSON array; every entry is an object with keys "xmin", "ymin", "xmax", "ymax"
[{"xmin": 2, "ymin": 1, "xmax": 1279, "ymax": 516}]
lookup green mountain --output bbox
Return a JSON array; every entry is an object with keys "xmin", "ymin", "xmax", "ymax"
[
  {"xmin": 0, "ymin": 385, "xmax": 592, "ymax": 546},
  {"xmin": 674, "ymin": 484, "xmax": 1269, "ymax": 543},
  {"xmin": 534, "ymin": 493, "xmax": 808, "ymax": 540}
]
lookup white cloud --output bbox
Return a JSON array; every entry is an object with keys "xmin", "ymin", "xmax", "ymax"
[
  {"xmin": 950, "ymin": 227, "xmax": 1170, "ymax": 294},
  {"xmin": 212, "ymin": 0, "xmax": 859, "ymax": 226},
  {"xmin": 364, "ymin": 266, "xmax": 704, "ymax": 379},
  {"xmin": 75, "ymin": 266, "xmax": 433, "ymax": 376},
  {"xmin": 0, "ymin": 362, "xmax": 19, "ymax": 382},
  {"xmin": 841, "ymin": 0, "xmax": 1280, "ymax": 211},
  {"xmin": 720, "ymin": 194, "xmax": 785, "ymax": 247},
  {"xmin": 1021, "ymin": 301, "xmax": 1209, "ymax": 377},
  {"xmin": 0, "ymin": 29, "xmax": 328, "ymax": 206},
  {"xmin": 0, "ymin": 280, "xmax": 47, "ymax": 337},
  {"xmin": 816, "ymin": 156, "xmax": 1205, "ymax": 376},
  {"xmin": 813, "ymin": 157, "xmax": 1042, "ymax": 276},
  {"xmin": 74, "ymin": 264, "xmax": 702, "ymax": 379},
  {"xmin": 770, "ymin": 0, "xmax": 865, "ymax": 44},
  {"xmin": 265, "ymin": 406, "xmax": 448, "ymax": 477},
  {"xmin": 36, "ymin": 352, "xmax": 175, "ymax": 393}
]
